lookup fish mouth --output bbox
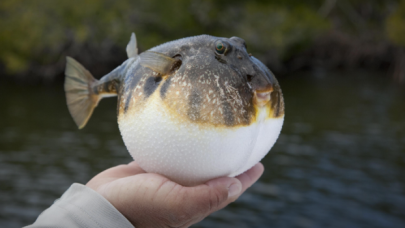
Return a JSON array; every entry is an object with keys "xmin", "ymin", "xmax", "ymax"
[{"xmin": 253, "ymin": 87, "xmax": 273, "ymax": 107}]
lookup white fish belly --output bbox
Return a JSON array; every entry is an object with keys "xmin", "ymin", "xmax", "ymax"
[
  {"xmin": 231, "ymin": 112, "xmax": 284, "ymax": 177},
  {"xmin": 118, "ymin": 94, "xmax": 283, "ymax": 186}
]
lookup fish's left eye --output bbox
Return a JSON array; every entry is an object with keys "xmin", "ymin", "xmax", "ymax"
[{"xmin": 215, "ymin": 41, "xmax": 226, "ymax": 54}]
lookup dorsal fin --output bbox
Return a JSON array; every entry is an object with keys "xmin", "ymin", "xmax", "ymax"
[{"xmin": 126, "ymin": 32, "xmax": 138, "ymax": 58}]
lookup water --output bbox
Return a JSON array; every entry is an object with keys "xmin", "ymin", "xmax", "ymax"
[{"xmin": 1, "ymin": 70, "xmax": 404, "ymax": 228}]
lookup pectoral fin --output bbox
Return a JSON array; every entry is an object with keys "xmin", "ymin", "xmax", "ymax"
[{"xmin": 139, "ymin": 51, "xmax": 177, "ymax": 76}]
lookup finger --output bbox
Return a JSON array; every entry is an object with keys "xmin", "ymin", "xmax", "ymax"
[
  {"xmin": 127, "ymin": 161, "xmax": 144, "ymax": 169},
  {"xmin": 86, "ymin": 162, "xmax": 146, "ymax": 190},
  {"xmin": 201, "ymin": 162, "xmax": 264, "ymax": 212},
  {"xmin": 204, "ymin": 176, "xmax": 242, "ymax": 210},
  {"xmin": 100, "ymin": 161, "xmax": 146, "ymax": 178},
  {"xmin": 235, "ymin": 162, "xmax": 264, "ymax": 193},
  {"xmin": 171, "ymin": 176, "xmax": 241, "ymax": 222}
]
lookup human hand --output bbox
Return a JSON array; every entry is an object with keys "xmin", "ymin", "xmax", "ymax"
[{"xmin": 86, "ymin": 161, "xmax": 264, "ymax": 228}]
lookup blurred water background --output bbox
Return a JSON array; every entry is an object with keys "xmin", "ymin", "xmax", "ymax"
[
  {"xmin": 1, "ymin": 70, "xmax": 404, "ymax": 227},
  {"xmin": 1, "ymin": 0, "xmax": 405, "ymax": 227}
]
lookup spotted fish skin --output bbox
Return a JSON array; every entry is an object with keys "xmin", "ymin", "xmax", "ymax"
[{"xmin": 118, "ymin": 35, "xmax": 284, "ymax": 128}]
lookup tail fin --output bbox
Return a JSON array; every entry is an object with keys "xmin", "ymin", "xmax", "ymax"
[{"xmin": 64, "ymin": 57, "xmax": 99, "ymax": 129}]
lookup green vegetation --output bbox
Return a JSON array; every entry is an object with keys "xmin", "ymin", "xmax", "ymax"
[
  {"xmin": 0, "ymin": 0, "xmax": 403, "ymax": 81},
  {"xmin": 386, "ymin": 0, "xmax": 405, "ymax": 47}
]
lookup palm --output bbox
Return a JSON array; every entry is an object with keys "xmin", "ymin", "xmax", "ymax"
[{"xmin": 87, "ymin": 161, "xmax": 264, "ymax": 228}]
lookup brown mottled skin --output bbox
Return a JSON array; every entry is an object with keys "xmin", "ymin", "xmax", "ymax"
[{"xmin": 92, "ymin": 35, "xmax": 284, "ymax": 128}]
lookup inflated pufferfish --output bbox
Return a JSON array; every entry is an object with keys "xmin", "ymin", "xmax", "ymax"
[{"xmin": 65, "ymin": 33, "xmax": 285, "ymax": 186}]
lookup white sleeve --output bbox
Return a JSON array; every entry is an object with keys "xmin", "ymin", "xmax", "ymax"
[{"xmin": 25, "ymin": 183, "xmax": 134, "ymax": 228}]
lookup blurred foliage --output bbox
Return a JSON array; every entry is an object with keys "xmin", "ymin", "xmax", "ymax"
[
  {"xmin": 0, "ymin": 0, "xmax": 403, "ymax": 79},
  {"xmin": 386, "ymin": 0, "xmax": 405, "ymax": 47},
  {"xmin": 0, "ymin": 0, "xmax": 327, "ymax": 75}
]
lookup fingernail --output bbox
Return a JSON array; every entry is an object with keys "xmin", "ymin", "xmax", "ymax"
[{"xmin": 228, "ymin": 182, "xmax": 241, "ymax": 198}]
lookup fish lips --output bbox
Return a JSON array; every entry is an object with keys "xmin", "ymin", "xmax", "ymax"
[
  {"xmin": 249, "ymin": 57, "xmax": 276, "ymax": 107},
  {"xmin": 253, "ymin": 87, "xmax": 273, "ymax": 107}
]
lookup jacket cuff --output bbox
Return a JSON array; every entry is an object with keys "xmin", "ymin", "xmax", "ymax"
[{"xmin": 27, "ymin": 183, "xmax": 134, "ymax": 228}]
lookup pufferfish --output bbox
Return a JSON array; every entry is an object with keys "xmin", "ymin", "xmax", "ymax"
[{"xmin": 65, "ymin": 32, "xmax": 285, "ymax": 186}]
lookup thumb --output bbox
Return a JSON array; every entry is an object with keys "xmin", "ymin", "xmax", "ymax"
[
  {"xmin": 206, "ymin": 176, "xmax": 243, "ymax": 203},
  {"xmin": 190, "ymin": 177, "xmax": 242, "ymax": 215},
  {"xmin": 150, "ymin": 177, "xmax": 242, "ymax": 227},
  {"xmin": 189, "ymin": 163, "xmax": 264, "ymax": 214}
]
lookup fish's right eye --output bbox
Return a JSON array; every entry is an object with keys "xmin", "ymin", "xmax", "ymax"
[{"xmin": 215, "ymin": 41, "xmax": 226, "ymax": 54}]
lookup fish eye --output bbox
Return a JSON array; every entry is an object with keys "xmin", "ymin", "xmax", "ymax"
[{"xmin": 215, "ymin": 41, "xmax": 226, "ymax": 54}]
